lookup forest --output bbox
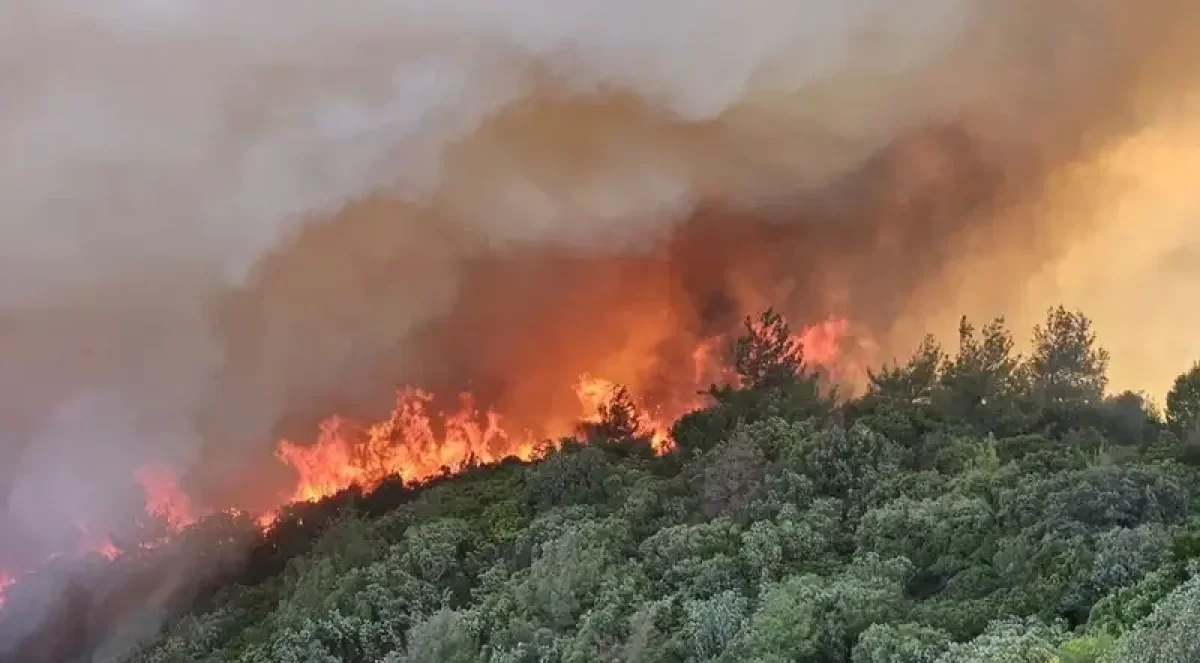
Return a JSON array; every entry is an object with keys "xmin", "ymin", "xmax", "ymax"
[{"xmin": 9, "ymin": 307, "xmax": 1200, "ymax": 662}]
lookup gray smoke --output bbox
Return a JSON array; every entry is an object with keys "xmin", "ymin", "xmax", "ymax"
[{"xmin": 1, "ymin": 0, "xmax": 1197, "ymax": 572}]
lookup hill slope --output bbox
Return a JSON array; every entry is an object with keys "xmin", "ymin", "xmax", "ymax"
[{"xmin": 12, "ymin": 308, "xmax": 1200, "ymax": 662}]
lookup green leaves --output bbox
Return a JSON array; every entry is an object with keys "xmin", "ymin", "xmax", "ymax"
[
  {"xmin": 1166, "ymin": 362, "xmax": 1200, "ymax": 442},
  {"xmin": 125, "ymin": 307, "xmax": 1200, "ymax": 663},
  {"xmin": 1029, "ymin": 307, "xmax": 1110, "ymax": 408}
]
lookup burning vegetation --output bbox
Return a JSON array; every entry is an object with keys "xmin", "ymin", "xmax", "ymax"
[
  {"xmin": 0, "ymin": 308, "xmax": 848, "ymax": 658},
  {"xmin": 3, "ymin": 306, "xmax": 1200, "ymax": 661},
  {"xmin": 1, "ymin": 0, "xmax": 1200, "ymax": 660},
  {"xmin": 0, "ymin": 308, "xmax": 852, "ymax": 584}
]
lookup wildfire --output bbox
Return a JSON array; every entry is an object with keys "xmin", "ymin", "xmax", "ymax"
[
  {"xmin": 268, "ymin": 313, "xmax": 855, "ymax": 507},
  {"xmin": 97, "ymin": 540, "xmax": 120, "ymax": 561},
  {"xmin": 0, "ymin": 312, "xmax": 859, "ymax": 605},
  {"xmin": 275, "ymin": 389, "xmax": 542, "ymax": 505},
  {"xmin": 800, "ymin": 317, "xmax": 850, "ymax": 367},
  {"xmin": 574, "ymin": 374, "xmax": 685, "ymax": 453},
  {"xmin": 73, "ymin": 524, "xmax": 121, "ymax": 561},
  {"xmin": 135, "ymin": 466, "xmax": 201, "ymax": 531}
]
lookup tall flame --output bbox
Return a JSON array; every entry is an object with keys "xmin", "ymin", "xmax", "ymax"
[
  {"xmin": 275, "ymin": 388, "xmax": 542, "ymax": 504},
  {"xmin": 267, "ymin": 314, "xmax": 854, "ymax": 508},
  {"xmin": 0, "ymin": 313, "xmax": 854, "ymax": 597},
  {"xmin": 573, "ymin": 374, "xmax": 683, "ymax": 453}
]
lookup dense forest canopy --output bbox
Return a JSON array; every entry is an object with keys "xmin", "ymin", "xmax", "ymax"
[{"xmin": 6, "ymin": 306, "xmax": 1200, "ymax": 663}]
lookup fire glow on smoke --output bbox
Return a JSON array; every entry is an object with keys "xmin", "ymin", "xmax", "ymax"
[
  {"xmin": 0, "ymin": 312, "xmax": 853, "ymax": 606},
  {"xmin": 272, "ymin": 314, "xmax": 852, "ymax": 508},
  {"xmin": 4, "ymin": 0, "xmax": 1197, "ymax": 637}
]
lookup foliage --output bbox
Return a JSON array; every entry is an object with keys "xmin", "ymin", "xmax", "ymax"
[
  {"xmin": 1165, "ymin": 362, "xmax": 1200, "ymax": 442},
  {"xmin": 732, "ymin": 308, "xmax": 806, "ymax": 390},
  {"xmin": 1028, "ymin": 306, "xmax": 1110, "ymax": 408},
  {"xmin": 22, "ymin": 308, "xmax": 1200, "ymax": 663},
  {"xmin": 851, "ymin": 622, "xmax": 951, "ymax": 662},
  {"xmin": 934, "ymin": 616, "xmax": 1065, "ymax": 662},
  {"xmin": 1110, "ymin": 573, "xmax": 1200, "ymax": 662}
]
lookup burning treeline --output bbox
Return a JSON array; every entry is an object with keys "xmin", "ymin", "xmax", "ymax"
[
  {"xmin": 0, "ymin": 309, "xmax": 840, "ymax": 659},
  {"xmin": 1, "ymin": 0, "xmax": 1200, "ymax": 654}
]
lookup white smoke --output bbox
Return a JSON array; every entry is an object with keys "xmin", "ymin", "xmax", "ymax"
[{"xmin": 0, "ymin": 0, "xmax": 1196, "ymax": 566}]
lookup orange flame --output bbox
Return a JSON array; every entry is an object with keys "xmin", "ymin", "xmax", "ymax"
[
  {"xmin": 0, "ymin": 314, "xmax": 856, "ymax": 613},
  {"xmin": 800, "ymin": 317, "xmax": 850, "ymax": 367},
  {"xmin": 574, "ymin": 374, "xmax": 683, "ymax": 453},
  {"xmin": 275, "ymin": 388, "xmax": 542, "ymax": 504},
  {"xmin": 98, "ymin": 540, "xmax": 120, "ymax": 561},
  {"xmin": 73, "ymin": 524, "xmax": 121, "ymax": 561},
  {"xmin": 269, "ymin": 314, "xmax": 853, "ymax": 507},
  {"xmin": 135, "ymin": 466, "xmax": 201, "ymax": 531}
]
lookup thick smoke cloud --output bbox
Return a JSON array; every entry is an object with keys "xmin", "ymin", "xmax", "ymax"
[{"xmin": 1, "ymin": 0, "xmax": 1198, "ymax": 570}]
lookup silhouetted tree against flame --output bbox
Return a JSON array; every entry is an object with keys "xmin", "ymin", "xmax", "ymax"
[
  {"xmin": 673, "ymin": 309, "xmax": 833, "ymax": 453},
  {"xmin": 578, "ymin": 385, "xmax": 656, "ymax": 460},
  {"xmin": 733, "ymin": 309, "xmax": 804, "ymax": 390}
]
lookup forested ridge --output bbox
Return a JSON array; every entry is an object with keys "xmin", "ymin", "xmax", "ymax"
[{"xmin": 38, "ymin": 309, "xmax": 1200, "ymax": 661}]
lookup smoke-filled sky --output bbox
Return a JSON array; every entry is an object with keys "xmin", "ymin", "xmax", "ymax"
[{"xmin": 1, "ymin": 0, "xmax": 1199, "ymax": 566}]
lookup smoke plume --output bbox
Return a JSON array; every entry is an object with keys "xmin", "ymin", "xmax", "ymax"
[{"xmin": 1, "ymin": 0, "xmax": 1198, "ymax": 588}]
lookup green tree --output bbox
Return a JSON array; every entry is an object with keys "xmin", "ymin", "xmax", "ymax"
[
  {"xmin": 852, "ymin": 622, "xmax": 951, "ymax": 663},
  {"xmin": 866, "ymin": 336, "xmax": 945, "ymax": 409},
  {"xmin": 683, "ymin": 590, "xmax": 748, "ymax": 661},
  {"xmin": 1028, "ymin": 307, "xmax": 1110, "ymax": 407},
  {"xmin": 1112, "ymin": 574, "xmax": 1200, "ymax": 662},
  {"xmin": 936, "ymin": 617, "xmax": 1065, "ymax": 663},
  {"xmin": 1087, "ymin": 562, "xmax": 1187, "ymax": 636},
  {"xmin": 782, "ymin": 422, "xmax": 903, "ymax": 509},
  {"xmin": 696, "ymin": 434, "xmax": 768, "ymax": 520},
  {"xmin": 1165, "ymin": 362, "xmax": 1200, "ymax": 442},
  {"xmin": 1087, "ymin": 526, "xmax": 1169, "ymax": 599},
  {"xmin": 935, "ymin": 317, "xmax": 1031, "ymax": 436},
  {"xmin": 391, "ymin": 608, "xmax": 480, "ymax": 663},
  {"xmin": 742, "ymin": 556, "xmax": 911, "ymax": 662},
  {"xmin": 674, "ymin": 310, "xmax": 831, "ymax": 452},
  {"xmin": 856, "ymin": 494, "xmax": 995, "ymax": 594},
  {"xmin": 855, "ymin": 336, "xmax": 945, "ymax": 450}
]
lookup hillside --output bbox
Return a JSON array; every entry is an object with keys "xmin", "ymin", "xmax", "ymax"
[{"xmin": 9, "ymin": 307, "xmax": 1200, "ymax": 662}]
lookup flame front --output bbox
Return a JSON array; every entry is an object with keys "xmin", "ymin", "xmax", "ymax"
[
  {"xmin": 0, "ymin": 313, "xmax": 856, "ymax": 592},
  {"xmin": 267, "ymin": 314, "xmax": 855, "ymax": 508},
  {"xmin": 275, "ymin": 388, "xmax": 542, "ymax": 505}
]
